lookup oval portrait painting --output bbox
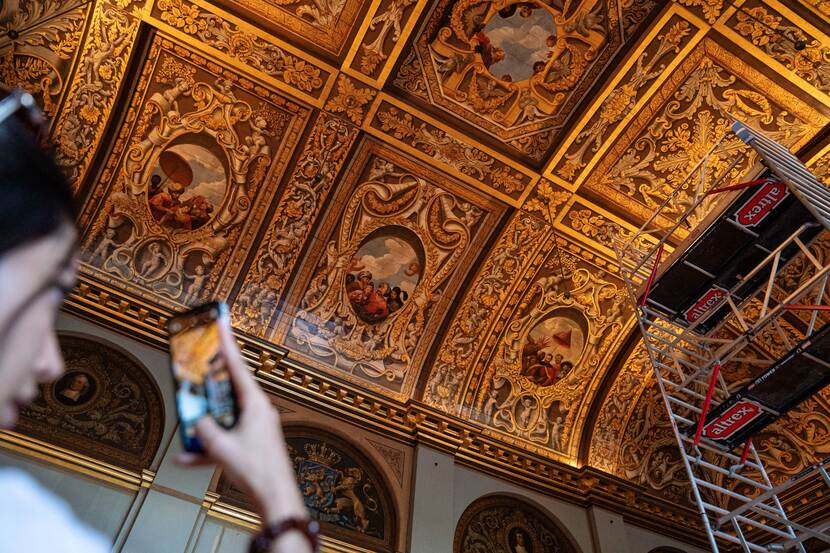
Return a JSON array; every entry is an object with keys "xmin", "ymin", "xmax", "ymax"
[
  {"xmin": 53, "ymin": 370, "xmax": 97, "ymax": 407},
  {"xmin": 345, "ymin": 227, "xmax": 425, "ymax": 325},
  {"xmin": 521, "ymin": 308, "xmax": 588, "ymax": 387},
  {"xmin": 147, "ymin": 135, "xmax": 228, "ymax": 232}
]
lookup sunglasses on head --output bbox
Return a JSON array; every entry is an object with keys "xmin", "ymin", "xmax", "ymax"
[{"xmin": 0, "ymin": 88, "xmax": 50, "ymax": 147}]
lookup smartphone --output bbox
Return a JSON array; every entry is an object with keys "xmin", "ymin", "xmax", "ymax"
[{"xmin": 167, "ymin": 301, "xmax": 239, "ymax": 452}]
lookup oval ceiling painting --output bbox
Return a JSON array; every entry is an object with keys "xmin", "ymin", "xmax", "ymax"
[
  {"xmin": 476, "ymin": 1, "xmax": 556, "ymax": 82},
  {"xmin": 147, "ymin": 135, "xmax": 228, "ymax": 232},
  {"xmin": 520, "ymin": 307, "xmax": 588, "ymax": 387},
  {"xmin": 345, "ymin": 226, "xmax": 425, "ymax": 325}
]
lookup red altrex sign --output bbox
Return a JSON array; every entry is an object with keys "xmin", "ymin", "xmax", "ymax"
[
  {"xmin": 736, "ymin": 181, "xmax": 789, "ymax": 227},
  {"xmin": 703, "ymin": 400, "xmax": 763, "ymax": 440},
  {"xmin": 684, "ymin": 287, "xmax": 728, "ymax": 323}
]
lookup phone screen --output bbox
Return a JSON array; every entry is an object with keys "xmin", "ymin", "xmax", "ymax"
[{"xmin": 168, "ymin": 302, "xmax": 238, "ymax": 452}]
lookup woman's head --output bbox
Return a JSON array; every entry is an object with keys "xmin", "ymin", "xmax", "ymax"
[{"xmin": 0, "ymin": 91, "xmax": 78, "ymax": 427}]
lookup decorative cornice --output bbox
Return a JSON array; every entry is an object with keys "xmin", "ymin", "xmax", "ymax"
[
  {"xmin": 0, "ymin": 430, "xmax": 154, "ymax": 491},
  {"xmin": 61, "ymin": 272, "xmax": 710, "ymax": 547}
]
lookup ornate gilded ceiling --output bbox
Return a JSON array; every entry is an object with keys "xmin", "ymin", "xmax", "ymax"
[{"xmin": 6, "ymin": 0, "xmax": 830, "ymax": 528}]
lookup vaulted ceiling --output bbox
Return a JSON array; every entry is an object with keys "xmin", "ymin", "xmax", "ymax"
[{"xmin": 6, "ymin": 0, "xmax": 830, "ymax": 523}]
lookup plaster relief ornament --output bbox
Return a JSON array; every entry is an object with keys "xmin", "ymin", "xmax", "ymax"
[
  {"xmin": 397, "ymin": 0, "xmax": 615, "ymax": 161},
  {"xmin": 431, "ymin": 0, "xmax": 602, "ymax": 127},
  {"xmin": 287, "ymin": 157, "xmax": 484, "ymax": 392},
  {"xmin": 0, "ymin": 0, "xmax": 89, "ymax": 118},
  {"xmin": 82, "ymin": 53, "xmax": 290, "ymax": 306},
  {"xmin": 475, "ymin": 264, "xmax": 624, "ymax": 454}
]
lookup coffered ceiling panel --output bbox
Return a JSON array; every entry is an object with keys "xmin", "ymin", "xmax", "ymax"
[
  {"xmin": 390, "ymin": 0, "xmax": 664, "ymax": 166},
  {"xmin": 78, "ymin": 33, "xmax": 311, "ymax": 308},
  {"xmin": 577, "ymin": 37, "xmax": 829, "ymax": 225},
  {"xmin": 210, "ymin": 0, "xmax": 373, "ymax": 60},
  {"xmin": 0, "ymin": 0, "xmax": 93, "ymax": 121},
  {"xmin": 260, "ymin": 139, "xmax": 508, "ymax": 398},
  {"xmin": 423, "ymin": 219, "xmax": 632, "ymax": 462}
]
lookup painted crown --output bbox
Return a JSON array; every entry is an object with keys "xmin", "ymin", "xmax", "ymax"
[{"xmin": 304, "ymin": 442, "xmax": 341, "ymax": 467}]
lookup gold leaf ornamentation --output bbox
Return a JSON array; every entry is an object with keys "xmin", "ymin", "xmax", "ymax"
[
  {"xmin": 232, "ymin": 115, "xmax": 359, "ymax": 332},
  {"xmin": 732, "ymin": 5, "xmax": 830, "ymax": 94},
  {"xmin": 374, "ymin": 104, "xmax": 530, "ymax": 198},
  {"xmin": 155, "ymin": 0, "xmax": 326, "ymax": 94},
  {"xmin": 357, "ymin": 0, "xmax": 416, "ymax": 77},
  {"xmin": 556, "ymin": 20, "xmax": 692, "ymax": 182},
  {"xmin": 324, "ymin": 75, "xmax": 376, "ymax": 124},
  {"xmin": 51, "ymin": 2, "xmax": 141, "ymax": 187},
  {"xmin": 676, "ymin": 0, "xmax": 724, "ymax": 24},
  {"xmin": 394, "ymin": 0, "xmax": 630, "ymax": 161},
  {"xmin": 424, "ymin": 213, "xmax": 547, "ymax": 412}
]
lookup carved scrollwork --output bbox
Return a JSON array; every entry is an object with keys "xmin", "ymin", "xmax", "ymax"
[
  {"xmin": 453, "ymin": 495, "xmax": 578, "ymax": 553},
  {"xmin": 284, "ymin": 156, "xmax": 488, "ymax": 391},
  {"xmin": 81, "ymin": 39, "xmax": 307, "ymax": 307},
  {"xmin": 355, "ymin": 0, "xmax": 417, "ymax": 78},
  {"xmin": 554, "ymin": 19, "xmax": 694, "ymax": 182},
  {"xmin": 393, "ymin": 0, "xmax": 639, "ymax": 161},
  {"xmin": 154, "ymin": 0, "xmax": 328, "ymax": 96},
  {"xmin": 51, "ymin": 1, "xmax": 140, "ymax": 187},
  {"xmin": 232, "ymin": 114, "xmax": 358, "ymax": 333},
  {"xmin": 583, "ymin": 40, "xmax": 826, "ymax": 225},
  {"xmin": 471, "ymin": 253, "xmax": 626, "ymax": 454},
  {"xmin": 729, "ymin": 3, "xmax": 830, "ymax": 94},
  {"xmin": 224, "ymin": 0, "xmax": 363, "ymax": 58},
  {"xmin": 0, "ymin": 0, "xmax": 89, "ymax": 119},
  {"xmin": 424, "ymin": 213, "xmax": 548, "ymax": 411},
  {"xmin": 372, "ymin": 102, "xmax": 531, "ymax": 199}
]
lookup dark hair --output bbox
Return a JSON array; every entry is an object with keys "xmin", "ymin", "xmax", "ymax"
[{"xmin": 0, "ymin": 109, "xmax": 76, "ymax": 257}]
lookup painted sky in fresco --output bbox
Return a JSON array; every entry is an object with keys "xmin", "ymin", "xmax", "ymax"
[{"xmin": 485, "ymin": 8, "xmax": 554, "ymax": 81}]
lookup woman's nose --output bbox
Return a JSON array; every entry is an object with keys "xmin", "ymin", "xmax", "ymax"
[{"xmin": 35, "ymin": 332, "xmax": 65, "ymax": 381}]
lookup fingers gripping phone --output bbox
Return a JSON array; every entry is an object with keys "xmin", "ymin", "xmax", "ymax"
[{"xmin": 167, "ymin": 301, "xmax": 239, "ymax": 452}]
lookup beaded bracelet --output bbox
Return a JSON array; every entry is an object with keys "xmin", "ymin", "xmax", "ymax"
[{"xmin": 248, "ymin": 517, "xmax": 320, "ymax": 553}]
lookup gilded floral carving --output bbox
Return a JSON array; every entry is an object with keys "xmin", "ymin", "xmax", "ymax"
[
  {"xmin": 730, "ymin": 4, "xmax": 830, "ymax": 94},
  {"xmin": 154, "ymin": 0, "xmax": 327, "ymax": 96},
  {"xmin": 588, "ymin": 343, "xmax": 651, "ymax": 473},
  {"xmin": 583, "ymin": 40, "xmax": 826, "ymax": 225},
  {"xmin": 223, "ymin": 0, "xmax": 364, "ymax": 58},
  {"xmin": 424, "ymin": 213, "xmax": 548, "ymax": 411},
  {"xmin": 355, "ymin": 0, "xmax": 417, "ymax": 78},
  {"xmin": 522, "ymin": 179, "xmax": 571, "ymax": 224},
  {"xmin": 324, "ymin": 75, "xmax": 376, "ymax": 124},
  {"xmin": 80, "ymin": 39, "xmax": 308, "ymax": 308},
  {"xmin": 469, "ymin": 247, "xmax": 627, "ymax": 456},
  {"xmin": 676, "ymin": 0, "xmax": 724, "ymax": 24},
  {"xmin": 372, "ymin": 102, "xmax": 531, "ymax": 199},
  {"xmin": 810, "ymin": 149, "xmax": 830, "ymax": 186},
  {"xmin": 274, "ymin": 146, "xmax": 503, "ymax": 396},
  {"xmin": 50, "ymin": 1, "xmax": 140, "ymax": 187},
  {"xmin": 555, "ymin": 19, "xmax": 694, "ymax": 182},
  {"xmin": 0, "ymin": 1, "xmax": 90, "ymax": 119},
  {"xmin": 392, "ymin": 0, "xmax": 647, "ymax": 161},
  {"xmin": 232, "ymin": 114, "xmax": 358, "ymax": 333},
  {"xmin": 570, "ymin": 205, "xmax": 629, "ymax": 247},
  {"xmin": 803, "ymin": 0, "xmax": 830, "ymax": 18}
]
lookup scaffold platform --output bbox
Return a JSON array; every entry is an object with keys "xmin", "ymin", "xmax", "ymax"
[{"xmin": 613, "ymin": 121, "xmax": 830, "ymax": 552}]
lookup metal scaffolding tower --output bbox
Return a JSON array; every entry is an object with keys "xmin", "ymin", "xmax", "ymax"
[{"xmin": 613, "ymin": 121, "xmax": 830, "ymax": 552}]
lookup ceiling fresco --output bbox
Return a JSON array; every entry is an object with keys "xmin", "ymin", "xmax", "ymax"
[{"xmin": 7, "ymin": 0, "xmax": 830, "ymax": 530}]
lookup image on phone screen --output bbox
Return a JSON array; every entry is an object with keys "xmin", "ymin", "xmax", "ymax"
[{"xmin": 168, "ymin": 302, "xmax": 238, "ymax": 452}]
